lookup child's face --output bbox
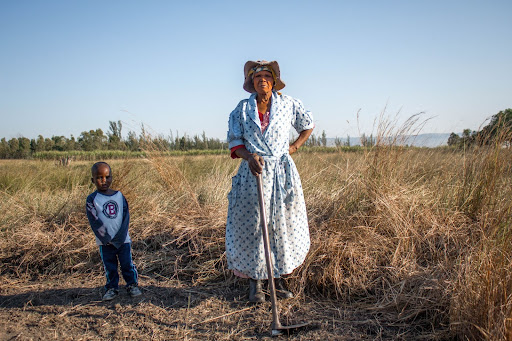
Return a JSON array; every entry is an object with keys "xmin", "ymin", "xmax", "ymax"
[{"xmin": 91, "ymin": 164, "xmax": 112, "ymax": 193}]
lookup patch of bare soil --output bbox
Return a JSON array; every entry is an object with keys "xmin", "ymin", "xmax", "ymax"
[{"xmin": 0, "ymin": 274, "xmax": 444, "ymax": 341}]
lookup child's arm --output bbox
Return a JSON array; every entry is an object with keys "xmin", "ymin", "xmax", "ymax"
[
  {"xmin": 109, "ymin": 194, "xmax": 130, "ymax": 249},
  {"xmin": 86, "ymin": 193, "xmax": 112, "ymax": 245}
]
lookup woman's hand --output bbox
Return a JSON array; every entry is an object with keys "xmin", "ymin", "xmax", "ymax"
[
  {"xmin": 247, "ymin": 153, "xmax": 265, "ymax": 176},
  {"xmin": 289, "ymin": 128, "xmax": 313, "ymax": 155},
  {"xmin": 234, "ymin": 147, "xmax": 265, "ymax": 176},
  {"xmin": 289, "ymin": 144, "xmax": 298, "ymax": 155}
]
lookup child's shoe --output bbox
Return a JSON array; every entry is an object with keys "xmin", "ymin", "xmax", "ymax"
[
  {"xmin": 127, "ymin": 284, "xmax": 142, "ymax": 297},
  {"xmin": 102, "ymin": 288, "xmax": 118, "ymax": 301}
]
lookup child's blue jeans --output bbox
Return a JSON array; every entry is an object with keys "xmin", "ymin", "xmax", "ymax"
[{"xmin": 99, "ymin": 243, "xmax": 138, "ymax": 290}]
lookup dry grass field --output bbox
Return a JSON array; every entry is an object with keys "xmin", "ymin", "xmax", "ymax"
[{"xmin": 1, "ymin": 138, "xmax": 512, "ymax": 339}]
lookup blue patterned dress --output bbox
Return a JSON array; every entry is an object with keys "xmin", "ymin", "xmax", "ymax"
[{"xmin": 226, "ymin": 91, "xmax": 314, "ymax": 279}]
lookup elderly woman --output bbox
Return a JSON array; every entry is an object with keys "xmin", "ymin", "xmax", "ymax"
[{"xmin": 226, "ymin": 60, "xmax": 314, "ymax": 302}]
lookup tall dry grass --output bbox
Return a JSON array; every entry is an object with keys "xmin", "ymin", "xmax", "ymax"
[
  {"xmin": 1, "ymin": 122, "xmax": 511, "ymax": 339},
  {"xmin": 293, "ymin": 119, "xmax": 512, "ymax": 339}
]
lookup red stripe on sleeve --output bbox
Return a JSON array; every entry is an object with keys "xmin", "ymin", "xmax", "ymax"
[{"xmin": 230, "ymin": 145, "xmax": 245, "ymax": 159}]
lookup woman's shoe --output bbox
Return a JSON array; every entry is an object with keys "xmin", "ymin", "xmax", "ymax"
[
  {"xmin": 274, "ymin": 278, "xmax": 293, "ymax": 299},
  {"xmin": 249, "ymin": 279, "xmax": 265, "ymax": 303}
]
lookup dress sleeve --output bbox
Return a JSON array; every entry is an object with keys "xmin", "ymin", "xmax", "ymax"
[
  {"xmin": 227, "ymin": 101, "xmax": 245, "ymax": 150},
  {"xmin": 291, "ymin": 98, "xmax": 315, "ymax": 133},
  {"xmin": 85, "ymin": 193, "xmax": 112, "ymax": 245}
]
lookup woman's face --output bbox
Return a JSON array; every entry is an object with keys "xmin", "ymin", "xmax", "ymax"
[{"xmin": 252, "ymin": 70, "xmax": 274, "ymax": 94}]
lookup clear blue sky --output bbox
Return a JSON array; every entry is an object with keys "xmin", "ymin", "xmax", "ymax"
[{"xmin": 1, "ymin": 0, "xmax": 511, "ymax": 141}]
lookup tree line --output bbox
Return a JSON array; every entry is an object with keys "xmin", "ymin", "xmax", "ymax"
[
  {"xmin": 4, "ymin": 108, "xmax": 510, "ymax": 159},
  {"xmin": 0, "ymin": 121, "xmax": 230, "ymax": 159},
  {"xmin": 447, "ymin": 109, "xmax": 512, "ymax": 148},
  {"xmin": 1, "ymin": 118, "xmax": 340, "ymax": 159}
]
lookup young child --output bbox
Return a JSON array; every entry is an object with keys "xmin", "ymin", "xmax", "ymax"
[{"xmin": 86, "ymin": 161, "xmax": 141, "ymax": 301}]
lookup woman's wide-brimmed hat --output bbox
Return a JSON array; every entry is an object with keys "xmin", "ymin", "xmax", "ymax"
[{"xmin": 243, "ymin": 60, "xmax": 286, "ymax": 93}]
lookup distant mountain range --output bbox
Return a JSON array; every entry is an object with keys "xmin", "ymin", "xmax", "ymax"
[{"xmin": 326, "ymin": 133, "xmax": 451, "ymax": 148}]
